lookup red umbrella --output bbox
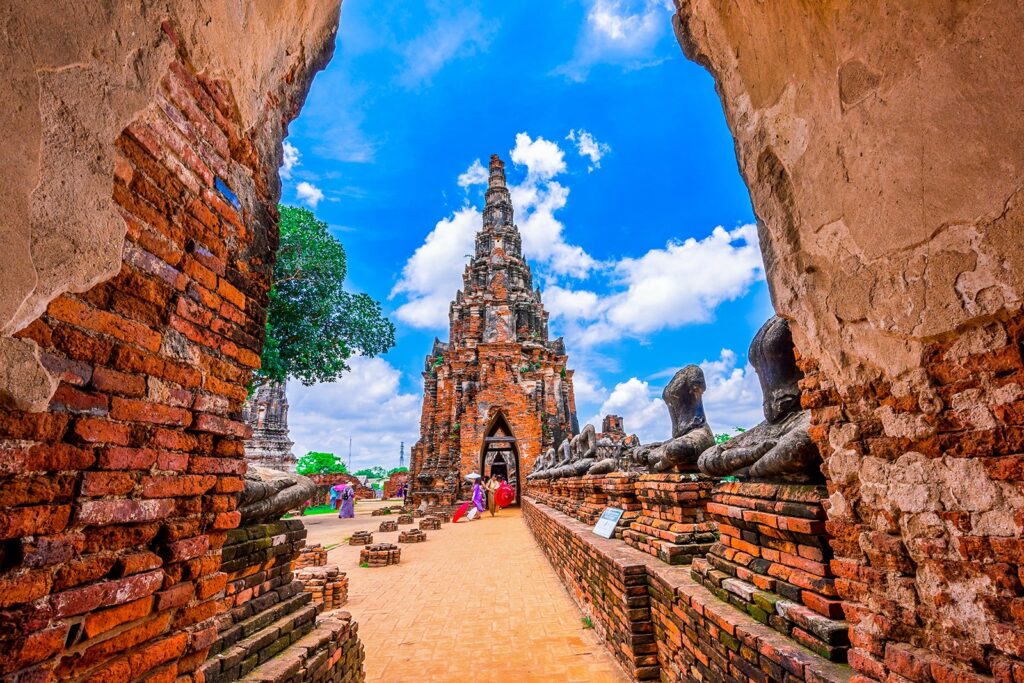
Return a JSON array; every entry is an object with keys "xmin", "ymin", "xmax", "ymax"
[
  {"xmin": 452, "ymin": 501, "xmax": 471, "ymax": 523},
  {"xmin": 495, "ymin": 483, "xmax": 514, "ymax": 508}
]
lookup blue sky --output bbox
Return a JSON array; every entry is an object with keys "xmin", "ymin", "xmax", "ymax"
[{"xmin": 281, "ymin": 0, "xmax": 773, "ymax": 470}]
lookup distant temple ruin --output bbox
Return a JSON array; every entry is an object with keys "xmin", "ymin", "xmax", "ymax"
[
  {"xmin": 409, "ymin": 155, "xmax": 578, "ymax": 506},
  {"xmin": 242, "ymin": 381, "xmax": 297, "ymax": 472}
]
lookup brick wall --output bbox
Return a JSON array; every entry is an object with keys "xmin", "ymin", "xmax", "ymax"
[
  {"xmin": 524, "ymin": 499, "xmax": 851, "ymax": 683},
  {"xmin": 0, "ymin": 43, "xmax": 302, "ymax": 680},
  {"xmin": 805, "ymin": 315, "xmax": 1024, "ymax": 682}
]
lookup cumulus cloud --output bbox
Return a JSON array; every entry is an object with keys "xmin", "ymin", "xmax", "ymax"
[
  {"xmin": 457, "ymin": 158, "xmax": 488, "ymax": 190},
  {"xmin": 586, "ymin": 377, "xmax": 669, "ymax": 443},
  {"xmin": 280, "ymin": 141, "xmax": 300, "ymax": 180},
  {"xmin": 566, "ymin": 129, "xmax": 611, "ymax": 171},
  {"xmin": 558, "ymin": 0, "xmax": 674, "ymax": 81},
  {"xmin": 699, "ymin": 348, "xmax": 764, "ymax": 434},
  {"xmin": 509, "ymin": 133, "xmax": 598, "ymax": 278},
  {"xmin": 552, "ymin": 225, "xmax": 764, "ymax": 346},
  {"xmin": 390, "ymin": 206, "xmax": 480, "ymax": 328},
  {"xmin": 398, "ymin": 10, "xmax": 495, "ymax": 88},
  {"xmin": 287, "ymin": 356, "xmax": 421, "ymax": 471},
  {"xmin": 295, "ymin": 181, "xmax": 325, "ymax": 209}
]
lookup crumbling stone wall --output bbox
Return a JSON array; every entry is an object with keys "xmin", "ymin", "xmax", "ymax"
[
  {"xmin": 0, "ymin": 3, "xmax": 340, "ymax": 680},
  {"xmin": 673, "ymin": 2, "xmax": 1024, "ymax": 680}
]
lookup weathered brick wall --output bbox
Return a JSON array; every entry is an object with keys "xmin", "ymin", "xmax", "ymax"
[
  {"xmin": 524, "ymin": 499, "xmax": 851, "ymax": 683},
  {"xmin": 805, "ymin": 316, "xmax": 1024, "ymax": 682},
  {"xmin": 0, "ymin": 37, "xmax": 330, "ymax": 680}
]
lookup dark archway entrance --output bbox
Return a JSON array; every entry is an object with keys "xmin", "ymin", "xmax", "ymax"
[{"xmin": 480, "ymin": 411, "xmax": 521, "ymax": 505}]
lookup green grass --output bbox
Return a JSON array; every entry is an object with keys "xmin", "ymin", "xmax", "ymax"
[
  {"xmin": 359, "ymin": 562, "xmax": 369, "ymax": 568},
  {"xmin": 582, "ymin": 616, "xmax": 594, "ymax": 629}
]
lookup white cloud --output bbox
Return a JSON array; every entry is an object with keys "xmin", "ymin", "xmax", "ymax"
[
  {"xmin": 280, "ymin": 141, "xmax": 300, "ymax": 180},
  {"xmin": 699, "ymin": 348, "xmax": 764, "ymax": 434},
  {"xmin": 558, "ymin": 0, "xmax": 674, "ymax": 81},
  {"xmin": 398, "ymin": 11, "xmax": 494, "ymax": 88},
  {"xmin": 457, "ymin": 158, "xmax": 488, "ymax": 190},
  {"xmin": 510, "ymin": 132, "xmax": 566, "ymax": 181},
  {"xmin": 586, "ymin": 377, "xmax": 669, "ymax": 443},
  {"xmin": 556, "ymin": 225, "xmax": 764, "ymax": 347},
  {"xmin": 509, "ymin": 133, "xmax": 598, "ymax": 278},
  {"xmin": 567, "ymin": 129, "xmax": 611, "ymax": 171},
  {"xmin": 295, "ymin": 181, "xmax": 325, "ymax": 209},
  {"xmin": 390, "ymin": 206, "xmax": 480, "ymax": 328},
  {"xmin": 288, "ymin": 356, "xmax": 421, "ymax": 471}
]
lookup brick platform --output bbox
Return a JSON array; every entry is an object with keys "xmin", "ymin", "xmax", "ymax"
[
  {"xmin": 419, "ymin": 516, "xmax": 441, "ymax": 530},
  {"xmin": 528, "ymin": 473, "xmax": 641, "ymax": 538},
  {"xmin": 348, "ymin": 531, "xmax": 373, "ymax": 546},
  {"xmin": 524, "ymin": 498, "xmax": 851, "ymax": 683},
  {"xmin": 396, "ymin": 514, "xmax": 413, "ymax": 525},
  {"xmin": 693, "ymin": 482, "xmax": 849, "ymax": 661},
  {"xmin": 201, "ymin": 520, "xmax": 365, "ymax": 682},
  {"xmin": 360, "ymin": 544, "xmax": 400, "ymax": 567},
  {"xmin": 412, "ymin": 509, "xmax": 426, "ymax": 518},
  {"xmin": 294, "ymin": 566, "xmax": 349, "ymax": 612},
  {"xmin": 623, "ymin": 474, "xmax": 716, "ymax": 565},
  {"xmin": 399, "ymin": 529, "xmax": 427, "ymax": 543},
  {"xmin": 378, "ymin": 520, "xmax": 398, "ymax": 532}
]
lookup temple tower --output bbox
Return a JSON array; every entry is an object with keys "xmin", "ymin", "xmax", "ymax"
[
  {"xmin": 410, "ymin": 155, "xmax": 579, "ymax": 506},
  {"xmin": 242, "ymin": 381, "xmax": 297, "ymax": 472}
]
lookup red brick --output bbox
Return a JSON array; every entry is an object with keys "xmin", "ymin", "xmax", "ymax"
[
  {"xmin": 111, "ymin": 397, "xmax": 192, "ymax": 427},
  {"xmin": 0, "ymin": 568, "xmax": 52, "ymax": 608},
  {"xmin": 3, "ymin": 624, "xmax": 69, "ymax": 674},
  {"xmin": 191, "ymin": 413, "xmax": 247, "ymax": 437},
  {"xmin": 74, "ymin": 417, "xmax": 132, "ymax": 445},
  {"xmin": 0, "ymin": 505, "xmax": 71, "ymax": 540},
  {"xmin": 166, "ymin": 535, "xmax": 210, "ymax": 563},
  {"xmin": 98, "ymin": 446, "xmax": 159, "ymax": 470},
  {"xmin": 117, "ymin": 551, "xmax": 164, "ymax": 576},
  {"xmin": 77, "ymin": 499, "xmax": 176, "ymax": 526},
  {"xmin": 84, "ymin": 596, "xmax": 154, "ymax": 638},
  {"xmin": 92, "ymin": 366, "xmax": 147, "ymax": 397},
  {"xmin": 82, "ymin": 471, "xmax": 138, "ymax": 496},
  {"xmin": 47, "ymin": 296, "xmax": 161, "ymax": 352},
  {"xmin": 141, "ymin": 474, "xmax": 215, "ymax": 498}
]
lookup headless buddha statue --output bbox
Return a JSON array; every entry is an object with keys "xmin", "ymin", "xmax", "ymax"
[
  {"xmin": 631, "ymin": 365, "xmax": 715, "ymax": 473},
  {"xmin": 550, "ymin": 423, "xmax": 598, "ymax": 478},
  {"xmin": 697, "ymin": 316, "xmax": 822, "ymax": 482}
]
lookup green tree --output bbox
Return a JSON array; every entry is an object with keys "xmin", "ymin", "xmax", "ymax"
[
  {"xmin": 387, "ymin": 466, "xmax": 409, "ymax": 476},
  {"xmin": 354, "ymin": 466, "xmax": 386, "ymax": 479},
  {"xmin": 296, "ymin": 451, "xmax": 348, "ymax": 475},
  {"xmin": 256, "ymin": 205, "xmax": 396, "ymax": 387}
]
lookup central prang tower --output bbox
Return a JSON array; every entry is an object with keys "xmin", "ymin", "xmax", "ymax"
[{"xmin": 409, "ymin": 155, "xmax": 579, "ymax": 507}]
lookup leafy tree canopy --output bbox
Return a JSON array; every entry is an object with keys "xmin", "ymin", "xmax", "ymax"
[
  {"xmin": 256, "ymin": 205, "xmax": 396, "ymax": 387},
  {"xmin": 296, "ymin": 451, "xmax": 348, "ymax": 476},
  {"xmin": 387, "ymin": 466, "xmax": 409, "ymax": 476},
  {"xmin": 354, "ymin": 466, "xmax": 386, "ymax": 479}
]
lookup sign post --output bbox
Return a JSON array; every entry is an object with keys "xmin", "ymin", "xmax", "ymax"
[{"xmin": 592, "ymin": 507, "xmax": 625, "ymax": 539}]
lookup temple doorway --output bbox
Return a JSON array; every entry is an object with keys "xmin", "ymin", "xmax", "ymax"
[{"xmin": 480, "ymin": 412, "xmax": 521, "ymax": 505}]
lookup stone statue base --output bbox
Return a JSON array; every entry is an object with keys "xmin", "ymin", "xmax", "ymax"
[
  {"xmin": 692, "ymin": 481, "xmax": 849, "ymax": 661},
  {"xmin": 524, "ymin": 473, "xmax": 640, "ymax": 539},
  {"xmin": 623, "ymin": 474, "xmax": 716, "ymax": 565}
]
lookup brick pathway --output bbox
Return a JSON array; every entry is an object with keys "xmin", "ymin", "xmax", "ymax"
[{"xmin": 301, "ymin": 501, "xmax": 627, "ymax": 683}]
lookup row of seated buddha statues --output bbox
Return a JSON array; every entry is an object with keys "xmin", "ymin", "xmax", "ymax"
[{"xmin": 525, "ymin": 315, "xmax": 847, "ymax": 661}]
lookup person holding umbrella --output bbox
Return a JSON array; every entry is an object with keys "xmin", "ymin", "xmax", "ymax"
[
  {"xmin": 485, "ymin": 475, "xmax": 501, "ymax": 517},
  {"xmin": 338, "ymin": 483, "xmax": 355, "ymax": 519}
]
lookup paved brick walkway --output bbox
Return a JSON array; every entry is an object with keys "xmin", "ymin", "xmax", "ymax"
[{"xmin": 301, "ymin": 501, "xmax": 627, "ymax": 683}]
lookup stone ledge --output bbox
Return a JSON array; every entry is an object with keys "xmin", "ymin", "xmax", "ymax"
[{"xmin": 524, "ymin": 497, "xmax": 852, "ymax": 683}]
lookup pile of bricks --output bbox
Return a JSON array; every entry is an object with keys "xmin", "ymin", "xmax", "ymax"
[
  {"xmin": 348, "ymin": 531, "xmax": 373, "ymax": 546},
  {"xmin": 293, "ymin": 566, "xmax": 349, "ymax": 612},
  {"xmin": 524, "ymin": 498, "xmax": 850, "ymax": 683},
  {"xmin": 419, "ymin": 515, "xmax": 441, "ymax": 530},
  {"xmin": 431, "ymin": 510, "xmax": 452, "ymax": 523},
  {"xmin": 624, "ymin": 474, "xmax": 716, "ymax": 565},
  {"xmin": 412, "ymin": 509, "xmax": 426, "ymax": 518},
  {"xmin": 292, "ymin": 543, "xmax": 328, "ymax": 570},
  {"xmin": 396, "ymin": 514, "xmax": 413, "ymax": 525},
  {"xmin": 398, "ymin": 529, "xmax": 427, "ymax": 543},
  {"xmin": 693, "ymin": 481, "xmax": 848, "ymax": 661},
  {"xmin": 370, "ymin": 507, "xmax": 394, "ymax": 517},
  {"xmin": 360, "ymin": 543, "xmax": 401, "ymax": 567},
  {"xmin": 378, "ymin": 520, "xmax": 398, "ymax": 532}
]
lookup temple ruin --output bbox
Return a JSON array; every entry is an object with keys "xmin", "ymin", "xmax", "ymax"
[
  {"xmin": 241, "ymin": 381, "xmax": 296, "ymax": 472},
  {"xmin": 0, "ymin": 1, "xmax": 1022, "ymax": 682},
  {"xmin": 408, "ymin": 155, "xmax": 579, "ymax": 507}
]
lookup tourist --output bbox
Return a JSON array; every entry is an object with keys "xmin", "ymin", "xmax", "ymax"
[
  {"xmin": 472, "ymin": 476, "xmax": 485, "ymax": 515},
  {"xmin": 485, "ymin": 475, "xmax": 500, "ymax": 516},
  {"xmin": 338, "ymin": 483, "xmax": 355, "ymax": 519}
]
